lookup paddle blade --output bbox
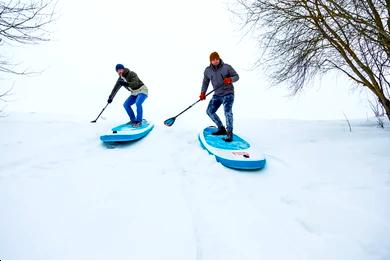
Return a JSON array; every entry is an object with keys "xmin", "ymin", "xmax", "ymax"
[{"xmin": 164, "ymin": 117, "xmax": 176, "ymax": 127}]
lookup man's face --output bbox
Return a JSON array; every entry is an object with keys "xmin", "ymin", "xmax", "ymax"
[
  {"xmin": 211, "ymin": 58, "xmax": 220, "ymax": 66},
  {"xmin": 117, "ymin": 68, "xmax": 125, "ymax": 76}
]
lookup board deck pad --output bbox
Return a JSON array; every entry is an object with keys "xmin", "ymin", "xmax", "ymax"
[
  {"xmin": 203, "ymin": 127, "xmax": 250, "ymax": 150},
  {"xmin": 199, "ymin": 126, "xmax": 266, "ymax": 170},
  {"xmin": 111, "ymin": 120, "xmax": 149, "ymax": 131},
  {"xmin": 100, "ymin": 120, "xmax": 154, "ymax": 143}
]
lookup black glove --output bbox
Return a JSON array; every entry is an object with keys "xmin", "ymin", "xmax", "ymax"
[
  {"xmin": 107, "ymin": 97, "xmax": 113, "ymax": 103},
  {"xmin": 118, "ymin": 79, "xmax": 129, "ymax": 87}
]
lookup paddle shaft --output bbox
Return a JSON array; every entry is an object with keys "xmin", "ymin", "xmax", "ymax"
[
  {"xmin": 91, "ymin": 103, "xmax": 109, "ymax": 123},
  {"xmin": 172, "ymin": 87, "xmax": 218, "ymax": 119}
]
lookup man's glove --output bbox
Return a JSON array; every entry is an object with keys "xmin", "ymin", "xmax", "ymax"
[
  {"xmin": 199, "ymin": 92, "xmax": 206, "ymax": 101},
  {"xmin": 118, "ymin": 79, "xmax": 129, "ymax": 87},
  {"xmin": 223, "ymin": 77, "xmax": 233, "ymax": 85},
  {"xmin": 107, "ymin": 97, "xmax": 113, "ymax": 103}
]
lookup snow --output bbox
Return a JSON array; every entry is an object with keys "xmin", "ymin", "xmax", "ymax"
[{"xmin": 1, "ymin": 112, "xmax": 390, "ymax": 259}]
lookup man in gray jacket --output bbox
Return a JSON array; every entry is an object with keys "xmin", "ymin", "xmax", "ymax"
[{"xmin": 200, "ymin": 52, "xmax": 239, "ymax": 142}]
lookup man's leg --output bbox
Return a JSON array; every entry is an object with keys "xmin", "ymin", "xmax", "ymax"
[
  {"xmin": 223, "ymin": 94, "xmax": 234, "ymax": 132},
  {"xmin": 207, "ymin": 96, "xmax": 227, "ymax": 135},
  {"xmin": 123, "ymin": 95, "xmax": 137, "ymax": 122},
  {"xmin": 135, "ymin": 93, "xmax": 148, "ymax": 122}
]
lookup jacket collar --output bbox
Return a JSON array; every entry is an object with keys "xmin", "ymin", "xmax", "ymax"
[
  {"xmin": 122, "ymin": 68, "xmax": 130, "ymax": 77},
  {"xmin": 210, "ymin": 59, "xmax": 224, "ymax": 71}
]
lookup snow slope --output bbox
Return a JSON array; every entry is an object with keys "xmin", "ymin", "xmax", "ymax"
[{"xmin": 1, "ymin": 112, "xmax": 390, "ymax": 259}]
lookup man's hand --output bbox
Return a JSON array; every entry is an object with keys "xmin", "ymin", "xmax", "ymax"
[
  {"xmin": 118, "ymin": 79, "xmax": 129, "ymax": 87},
  {"xmin": 199, "ymin": 92, "xmax": 206, "ymax": 101},
  {"xmin": 223, "ymin": 77, "xmax": 232, "ymax": 85}
]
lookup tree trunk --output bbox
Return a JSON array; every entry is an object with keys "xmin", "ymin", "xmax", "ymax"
[
  {"xmin": 382, "ymin": 97, "xmax": 390, "ymax": 121},
  {"xmin": 374, "ymin": 89, "xmax": 390, "ymax": 120}
]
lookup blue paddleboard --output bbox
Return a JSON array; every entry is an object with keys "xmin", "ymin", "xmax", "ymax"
[
  {"xmin": 100, "ymin": 120, "xmax": 154, "ymax": 143},
  {"xmin": 198, "ymin": 126, "xmax": 266, "ymax": 170}
]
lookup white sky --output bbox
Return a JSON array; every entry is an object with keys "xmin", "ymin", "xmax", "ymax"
[{"xmin": 3, "ymin": 0, "xmax": 374, "ymax": 121}]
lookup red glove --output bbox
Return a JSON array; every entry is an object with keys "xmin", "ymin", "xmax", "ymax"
[
  {"xmin": 199, "ymin": 92, "xmax": 206, "ymax": 101},
  {"xmin": 223, "ymin": 77, "xmax": 233, "ymax": 85}
]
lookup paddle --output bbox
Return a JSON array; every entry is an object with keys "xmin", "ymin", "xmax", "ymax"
[
  {"xmin": 91, "ymin": 103, "xmax": 109, "ymax": 123},
  {"xmin": 164, "ymin": 88, "xmax": 218, "ymax": 127}
]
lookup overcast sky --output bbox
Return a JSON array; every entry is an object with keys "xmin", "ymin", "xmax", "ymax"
[{"xmin": 3, "ymin": 0, "xmax": 373, "ymax": 122}]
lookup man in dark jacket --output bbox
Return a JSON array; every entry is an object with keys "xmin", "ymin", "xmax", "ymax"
[
  {"xmin": 108, "ymin": 64, "xmax": 149, "ymax": 127},
  {"xmin": 200, "ymin": 52, "xmax": 239, "ymax": 142}
]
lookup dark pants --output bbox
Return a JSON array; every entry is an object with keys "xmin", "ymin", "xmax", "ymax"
[
  {"xmin": 123, "ymin": 93, "xmax": 148, "ymax": 122},
  {"xmin": 206, "ymin": 94, "xmax": 234, "ymax": 132}
]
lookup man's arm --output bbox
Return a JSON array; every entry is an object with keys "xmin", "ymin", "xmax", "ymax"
[
  {"xmin": 108, "ymin": 79, "xmax": 122, "ymax": 102},
  {"xmin": 201, "ymin": 68, "xmax": 210, "ymax": 93},
  {"xmin": 228, "ymin": 65, "xmax": 239, "ymax": 83}
]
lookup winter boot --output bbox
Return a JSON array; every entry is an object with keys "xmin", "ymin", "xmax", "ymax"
[
  {"xmin": 223, "ymin": 131, "xmax": 233, "ymax": 142},
  {"xmin": 131, "ymin": 121, "xmax": 142, "ymax": 128},
  {"xmin": 212, "ymin": 126, "xmax": 227, "ymax": 136}
]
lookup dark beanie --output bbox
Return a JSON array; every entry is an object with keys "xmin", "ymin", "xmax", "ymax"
[
  {"xmin": 209, "ymin": 52, "xmax": 220, "ymax": 62},
  {"xmin": 115, "ymin": 64, "xmax": 125, "ymax": 71}
]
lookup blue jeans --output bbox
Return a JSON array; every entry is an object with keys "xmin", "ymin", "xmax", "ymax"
[
  {"xmin": 123, "ymin": 93, "xmax": 148, "ymax": 122},
  {"xmin": 206, "ymin": 94, "xmax": 234, "ymax": 132}
]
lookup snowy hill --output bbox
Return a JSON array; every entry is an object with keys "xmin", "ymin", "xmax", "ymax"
[{"xmin": 1, "ymin": 112, "xmax": 390, "ymax": 259}]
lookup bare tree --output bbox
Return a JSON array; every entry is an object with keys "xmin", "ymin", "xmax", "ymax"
[
  {"xmin": 236, "ymin": 0, "xmax": 390, "ymax": 120},
  {"xmin": 0, "ymin": 0, "xmax": 55, "ymax": 72},
  {"xmin": 369, "ymin": 98, "xmax": 385, "ymax": 127},
  {"xmin": 0, "ymin": 86, "xmax": 11, "ymax": 116},
  {"xmin": 0, "ymin": 0, "xmax": 55, "ymax": 112}
]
